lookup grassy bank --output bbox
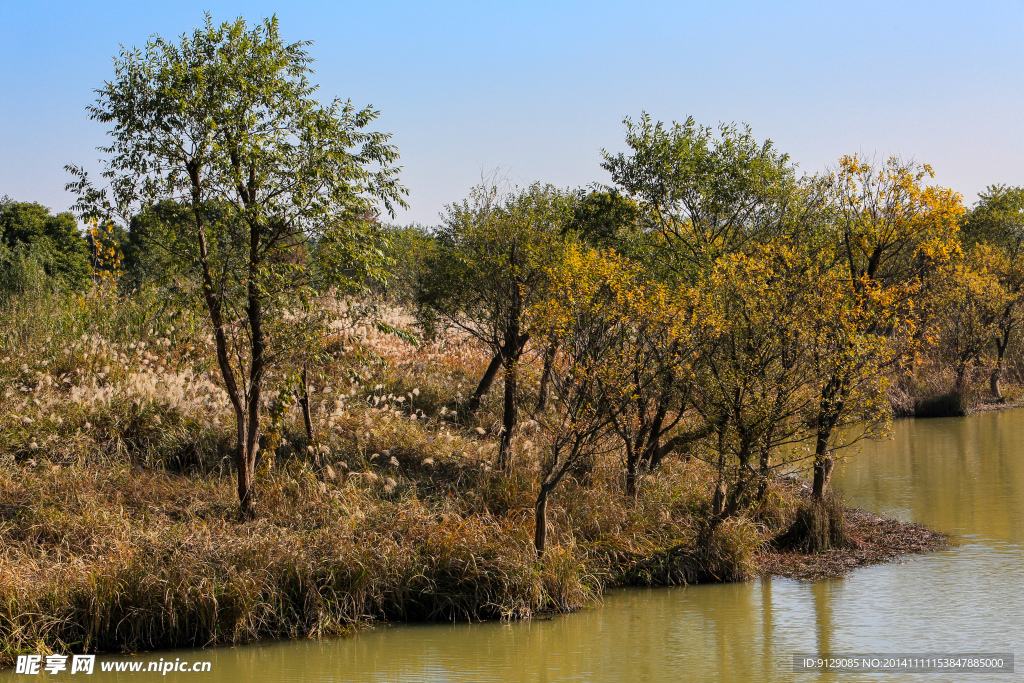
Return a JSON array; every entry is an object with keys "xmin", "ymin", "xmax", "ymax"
[
  {"xmin": 0, "ymin": 291, "xmax": 947, "ymax": 664},
  {"xmin": 3, "ymin": 454, "xmax": 946, "ymax": 664}
]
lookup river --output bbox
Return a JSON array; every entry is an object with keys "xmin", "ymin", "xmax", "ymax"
[{"xmin": 9, "ymin": 410, "xmax": 1023, "ymax": 681}]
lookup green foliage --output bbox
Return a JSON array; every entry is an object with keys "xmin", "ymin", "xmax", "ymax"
[
  {"xmin": 416, "ymin": 182, "xmax": 574, "ymax": 345},
  {"xmin": 565, "ymin": 189, "xmax": 647, "ymax": 256},
  {"xmin": 121, "ymin": 200, "xmax": 213, "ymax": 292},
  {"xmin": 67, "ymin": 14, "xmax": 406, "ymax": 303},
  {"xmin": 962, "ymin": 184, "xmax": 1024, "ymax": 254},
  {"xmin": 0, "ymin": 198, "xmax": 91, "ymax": 292},
  {"xmin": 378, "ymin": 223, "xmax": 437, "ymax": 304},
  {"xmin": 416, "ymin": 181, "xmax": 575, "ymax": 466},
  {"xmin": 0, "ymin": 241, "xmax": 50, "ymax": 298},
  {"xmin": 601, "ymin": 113, "xmax": 797, "ymax": 280}
]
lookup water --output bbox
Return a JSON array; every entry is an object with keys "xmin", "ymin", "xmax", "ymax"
[{"xmin": 10, "ymin": 411, "xmax": 1023, "ymax": 681}]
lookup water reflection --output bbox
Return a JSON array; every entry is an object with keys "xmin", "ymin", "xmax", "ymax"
[
  {"xmin": 836, "ymin": 409, "xmax": 1024, "ymax": 543},
  {"xmin": 6, "ymin": 411, "xmax": 1023, "ymax": 681}
]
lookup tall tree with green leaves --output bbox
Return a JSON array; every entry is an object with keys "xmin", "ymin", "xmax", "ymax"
[
  {"xmin": 596, "ymin": 115, "xmax": 806, "ymax": 495},
  {"xmin": 67, "ymin": 15, "xmax": 406, "ymax": 515},
  {"xmin": 601, "ymin": 113, "xmax": 798, "ymax": 282}
]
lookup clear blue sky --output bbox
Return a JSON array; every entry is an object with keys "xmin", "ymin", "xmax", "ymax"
[{"xmin": 2, "ymin": 0, "xmax": 1021, "ymax": 225}]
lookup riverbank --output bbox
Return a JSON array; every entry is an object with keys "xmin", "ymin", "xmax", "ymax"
[
  {"xmin": 0, "ymin": 296, "xmax": 954, "ymax": 665},
  {"xmin": 761, "ymin": 505, "xmax": 951, "ymax": 581},
  {"xmin": 0, "ymin": 452, "xmax": 949, "ymax": 666}
]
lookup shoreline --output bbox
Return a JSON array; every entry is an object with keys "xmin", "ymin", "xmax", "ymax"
[
  {"xmin": 758, "ymin": 505, "xmax": 951, "ymax": 581},
  {"xmin": 0, "ymin": 500, "xmax": 952, "ymax": 668},
  {"xmin": 0, "ymin": 458, "xmax": 952, "ymax": 666},
  {"xmin": 967, "ymin": 398, "xmax": 1022, "ymax": 413}
]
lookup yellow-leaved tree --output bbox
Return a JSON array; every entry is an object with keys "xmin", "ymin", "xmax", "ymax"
[
  {"xmin": 810, "ymin": 155, "xmax": 964, "ymax": 501},
  {"xmin": 961, "ymin": 185, "xmax": 1024, "ymax": 399},
  {"xmin": 921, "ymin": 245, "xmax": 1011, "ymax": 401},
  {"xmin": 529, "ymin": 244, "xmax": 687, "ymax": 555}
]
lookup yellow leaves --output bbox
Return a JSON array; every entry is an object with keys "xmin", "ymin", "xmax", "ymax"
[
  {"xmin": 917, "ymin": 244, "xmax": 1011, "ymax": 375},
  {"xmin": 834, "ymin": 154, "xmax": 963, "ymax": 284},
  {"xmin": 88, "ymin": 218, "xmax": 124, "ymax": 286},
  {"xmin": 534, "ymin": 243, "xmax": 678, "ymax": 342}
]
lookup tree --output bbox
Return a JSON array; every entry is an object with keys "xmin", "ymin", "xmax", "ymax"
[
  {"xmin": 529, "ymin": 245, "xmax": 664, "ymax": 554},
  {"xmin": 0, "ymin": 198, "xmax": 92, "ymax": 292},
  {"xmin": 689, "ymin": 244, "xmax": 827, "ymax": 517},
  {"xmin": 535, "ymin": 243, "xmax": 700, "ymax": 501},
  {"xmin": 961, "ymin": 185, "xmax": 1024, "ymax": 399},
  {"xmin": 830, "ymin": 155, "xmax": 962, "ymax": 289},
  {"xmin": 598, "ymin": 114, "xmax": 815, "ymax": 499},
  {"xmin": 67, "ymin": 15, "xmax": 406, "ymax": 515},
  {"xmin": 601, "ymin": 113, "xmax": 798, "ymax": 283},
  {"xmin": 808, "ymin": 155, "xmax": 963, "ymax": 500},
  {"xmin": 416, "ymin": 182, "xmax": 573, "ymax": 468},
  {"xmin": 923, "ymin": 246, "xmax": 1009, "ymax": 399}
]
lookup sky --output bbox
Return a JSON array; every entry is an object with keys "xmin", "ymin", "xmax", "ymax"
[{"xmin": 1, "ymin": 0, "xmax": 1022, "ymax": 226}]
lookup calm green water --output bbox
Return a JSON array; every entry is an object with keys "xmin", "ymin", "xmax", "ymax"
[{"xmin": 10, "ymin": 410, "xmax": 1024, "ymax": 681}]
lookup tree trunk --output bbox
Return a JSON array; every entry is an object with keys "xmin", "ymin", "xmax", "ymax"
[
  {"xmin": 497, "ymin": 283, "xmax": 524, "ymax": 469},
  {"xmin": 499, "ymin": 359, "xmax": 517, "ymax": 469},
  {"xmin": 534, "ymin": 440, "xmax": 585, "ymax": 559},
  {"xmin": 639, "ymin": 395, "xmax": 669, "ymax": 469},
  {"xmin": 298, "ymin": 366, "xmax": 316, "ymax": 460},
  {"xmin": 712, "ymin": 480, "xmax": 726, "ymax": 517},
  {"xmin": 235, "ymin": 418, "xmax": 256, "ymax": 517},
  {"xmin": 189, "ymin": 165, "xmax": 251, "ymax": 515},
  {"xmin": 647, "ymin": 426, "xmax": 713, "ymax": 471},
  {"xmin": 756, "ymin": 447, "xmax": 771, "ymax": 502},
  {"xmin": 534, "ymin": 488, "xmax": 549, "ymax": 558},
  {"xmin": 955, "ymin": 362, "xmax": 968, "ymax": 396},
  {"xmin": 812, "ymin": 429, "xmax": 834, "ymax": 502},
  {"xmin": 812, "ymin": 378, "xmax": 844, "ymax": 502},
  {"xmin": 468, "ymin": 350, "xmax": 503, "ymax": 413},
  {"xmin": 991, "ymin": 365, "xmax": 1004, "ymax": 402},
  {"xmin": 812, "ymin": 455, "xmax": 833, "ymax": 501},
  {"xmin": 625, "ymin": 451, "xmax": 639, "ymax": 499},
  {"xmin": 992, "ymin": 330, "xmax": 1010, "ymax": 401},
  {"xmin": 535, "ymin": 342, "xmax": 557, "ymax": 412},
  {"xmin": 712, "ymin": 426, "xmax": 727, "ymax": 516},
  {"xmin": 240, "ymin": 217, "xmax": 265, "ymax": 517}
]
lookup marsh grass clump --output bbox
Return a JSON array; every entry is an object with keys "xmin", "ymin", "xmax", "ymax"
[
  {"xmin": 613, "ymin": 517, "xmax": 759, "ymax": 585},
  {"xmin": 0, "ymin": 435, "xmax": 779, "ymax": 664},
  {"xmin": 773, "ymin": 489, "xmax": 851, "ymax": 553},
  {"xmin": 751, "ymin": 478, "xmax": 802, "ymax": 529},
  {"xmin": 890, "ymin": 361, "xmax": 983, "ymax": 418},
  {"xmin": 913, "ymin": 390, "xmax": 972, "ymax": 418},
  {"xmin": 0, "ymin": 463, "xmax": 596, "ymax": 662}
]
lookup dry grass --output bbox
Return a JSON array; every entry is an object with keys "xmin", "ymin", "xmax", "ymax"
[{"xmin": 0, "ymin": 289, "xmax": 942, "ymax": 664}]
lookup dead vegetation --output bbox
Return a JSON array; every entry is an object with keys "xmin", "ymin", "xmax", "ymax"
[{"xmin": 0, "ymin": 290, "xmax": 947, "ymax": 664}]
